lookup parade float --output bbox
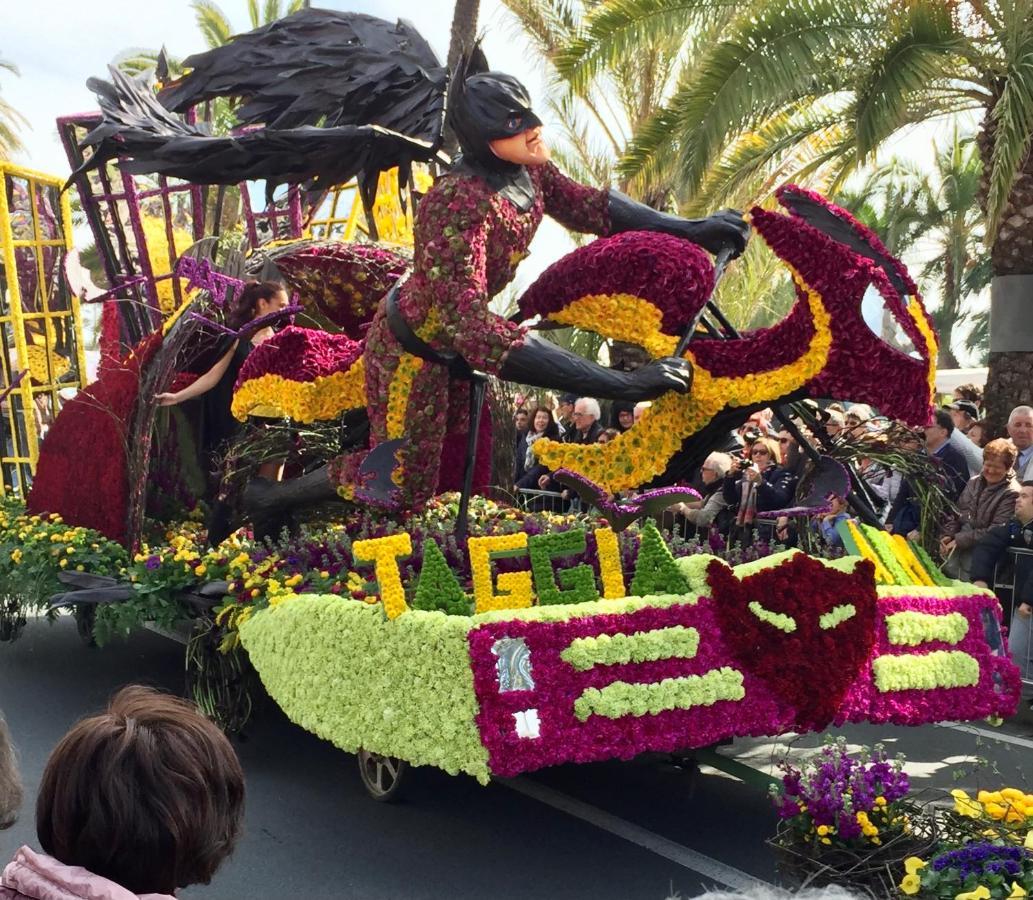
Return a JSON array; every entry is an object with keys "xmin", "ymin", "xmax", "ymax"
[{"xmin": 0, "ymin": 8, "xmax": 1019, "ymax": 803}]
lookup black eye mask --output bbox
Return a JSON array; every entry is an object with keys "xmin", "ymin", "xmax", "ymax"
[{"xmin": 448, "ymin": 71, "xmax": 543, "ymax": 211}]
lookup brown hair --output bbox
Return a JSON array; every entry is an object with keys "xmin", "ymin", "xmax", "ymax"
[
  {"xmin": 983, "ymin": 438, "xmax": 1017, "ymax": 470},
  {"xmin": 0, "ymin": 715, "xmax": 22, "ymax": 830},
  {"xmin": 226, "ymin": 280, "xmax": 285, "ymax": 330},
  {"xmin": 36, "ymin": 686, "xmax": 244, "ymax": 895}
]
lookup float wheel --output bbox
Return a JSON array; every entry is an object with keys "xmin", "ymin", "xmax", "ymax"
[{"xmin": 357, "ymin": 749, "xmax": 408, "ymax": 802}]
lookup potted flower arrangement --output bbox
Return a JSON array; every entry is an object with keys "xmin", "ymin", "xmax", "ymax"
[
  {"xmin": 897, "ymin": 787, "xmax": 1033, "ymax": 898},
  {"xmin": 769, "ymin": 737, "xmax": 937, "ymax": 895}
]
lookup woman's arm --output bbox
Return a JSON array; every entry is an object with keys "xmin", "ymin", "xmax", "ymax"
[{"xmin": 155, "ymin": 342, "xmax": 238, "ymax": 406}]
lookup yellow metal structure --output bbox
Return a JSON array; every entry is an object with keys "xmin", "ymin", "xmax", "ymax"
[
  {"xmin": 0, "ymin": 162, "xmax": 88, "ymax": 498},
  {"xmin": 307, "ymin": 166, "xmax": 433, "ymax": 247}
]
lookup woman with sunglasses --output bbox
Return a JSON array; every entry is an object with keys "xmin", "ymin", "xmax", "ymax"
[{"xmin": 723, "ymin": 435, "xmax": 798, "ymax": 542}]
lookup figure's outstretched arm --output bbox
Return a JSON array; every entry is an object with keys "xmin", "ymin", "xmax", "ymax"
[
  {"xmin": 607, "ymin": 190, "xmax": 750, "ymax": 257},
  {"xmin": 500, "ymin": 333, "xmax": 691, "ymax": 403},
  {"xmin": 155, "ymin": 342, "xmax": 237, "ymax": 406}
]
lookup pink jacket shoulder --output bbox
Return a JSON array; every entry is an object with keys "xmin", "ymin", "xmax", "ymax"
[{"xmin": 1, "ymin": 846, "xmax": 175, "ymax": 900}]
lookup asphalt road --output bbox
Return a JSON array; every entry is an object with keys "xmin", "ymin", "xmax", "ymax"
[{"xmin": 3, "ymin": 615, "xmax": 1033, "ymax": 900}]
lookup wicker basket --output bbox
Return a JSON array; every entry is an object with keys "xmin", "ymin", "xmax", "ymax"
[{"xmin": 769, "ymin": 802, "xmax": 940, "ymax": 897}]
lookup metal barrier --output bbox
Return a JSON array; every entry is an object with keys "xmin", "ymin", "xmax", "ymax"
[
  {"xmin": 516, "ymin": 489, "xmax": 579, "ymax": 515},
  {"xmin": 993, "ymin": 546, "xmax": 1033, "ymax": 690}
]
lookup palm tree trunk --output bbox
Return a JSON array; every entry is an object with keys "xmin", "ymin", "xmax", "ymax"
[
  {"xmin": 443, "ymin": 0, "xmax": 481, "ymax": 156},
  {"xmin": 981, "ymin": 123, "xmax": 1033, "ymax": 436}
]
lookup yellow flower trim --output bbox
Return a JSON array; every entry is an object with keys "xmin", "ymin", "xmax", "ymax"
[
  {"xmin": 386, "ymin": 353, "xmax": 423, "ymax": 440},
  {"xmin": 891, "ymin": 533, "xmax": 935, "ymax": 586},
  {"xmin": 846, "ymin": 521, "xmax": 894, "ymax": 584},
  {"xmin": 907, "ymin": 295, "xmax": 939, "ymax": 407},
  {"xmin": 872, "ymin": 650, "xmax": 980, "ymax": 692},
  {"xmin": 885, "ymin": 611, "xmax": 969, "ymax": 647},
  {"xmin": 534, "ymin": 266, "xmax": 833, "ymax": 491},
  {"xmin": 594, "ymin": 527, "xmax": 626, "ymax": 598},
  {"xmin": 468, "ymin": 532, "xmax": 533, "ymax": 613},
  {"xmin": 232, "ymin": 357, "xmax": 367, "ymax": 423},
  {"xmin": 550, "ymin": 293, "xmax": 679, "ymax": 359},
  {"xmin": 352, "ymin": 532, "xmax": 412, "ymax": 620}
]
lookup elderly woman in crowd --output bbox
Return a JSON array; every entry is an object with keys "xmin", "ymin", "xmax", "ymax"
[
  {"xmin": 668, "ymin": 452, "xmax": 733, "ymax": 533},
  {"xmin": 939, "ymin": 438, "xmax": 1021, "ymax": 579},
  {"xmin": 723, "ymin": 436, "xmax": 798, "ymax": 538}
]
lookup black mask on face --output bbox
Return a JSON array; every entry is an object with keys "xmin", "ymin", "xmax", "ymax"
[{"xmin": 448, "ymin": 70, "xmax": 543, "ymax": 211}]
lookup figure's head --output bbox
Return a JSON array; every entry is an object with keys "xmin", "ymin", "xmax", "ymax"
[
  {"xmin": 953, "ymin": 383, "xmax": 983, "ymax": 405},
  {"xmin": 449, "ymin": 68, "xmax": 546, "ymax": 168},
  {"xmin": 227, "ymin": 280, "xmax": 288, "ymax": 330},
  {"xmin": 36, "ymin": 686, "xmax": 245, "ymax": 896},
  {"xmin": 531, "ymin": 407, "xmax": 554, "ymax": 434},
  {"xmin": 616, "ymin": 405, "xmax": 635, "ymax": 430},
  {"xmin": 1008, "ymin": 406, "xmax": 1033, "ymax": 451},
  {"xmin": 981, "ymin": 438, "xmax": 1017, "ymax": 485},
  {"xmin": 968, "ymin": 420, "xmax": 988, "ymax": 447},
  {"xmin": 924, "ymin": 408, "xmax": 953, "ymax": 450},
  {"xmin": 573, "ymin": 397, "xmax": 600, "ymax": 432},
  {"xmin": 597, "ymin": 428, "xmax": 618, "ymax": 445},
  {"xmin": 514, "ymin": 408, "xmax": 529, "ymax": 431},
  {"xmin": 557, "ymin": 393, "xmax": 577, "ymax": 421},
  {"xmin": 701, "ymin": 452, "xmax": 732, "ymax": 485},
  {"xmin": 1017, "ymin": 482, "xmax": 1033, "ymax": 525},
  {"xmin": 948, "ymin": 400, "xmax": 978, "ymax": 433},
  {"xmin": 749, "ymin": 436, "xmax": 781, "ymax": 467}
]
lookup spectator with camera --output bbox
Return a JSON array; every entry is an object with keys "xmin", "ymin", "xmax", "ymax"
[{"xmin": 723, "ymin": 435, "xmax": 798, "ymax": 540}]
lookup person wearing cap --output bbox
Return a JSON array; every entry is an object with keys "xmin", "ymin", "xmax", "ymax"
[
  {"xmin": 946, "ymin": 402, "xmax": 984, "ymax": 477},
  {"xmin": 556, "ymin": 394, "xmax": 577, "ymax": 435}
]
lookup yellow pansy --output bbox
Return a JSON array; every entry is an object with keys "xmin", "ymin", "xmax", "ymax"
[
  {"xmin": 899, "ymin": 873, "xmax": 921, "ymax": 895},
  {"xmin": 1008, "ymin": 884, "xmax": 1027, "ymax": 899},
  {"xmin": 904, "ymin": 858, "xmax": 926, "ymax": 876},
  {"xmin": 951, "ymin": 789, "xmax": 983, "ymax": 818},
  {"xmin": 956, "ymin": 887, "xmax": 991, "ymax": 900}
]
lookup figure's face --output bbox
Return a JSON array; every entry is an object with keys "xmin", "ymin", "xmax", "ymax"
[
  {"xmin": 701, "ymin": 463, "xmax": 720, "ymax": 485},
  {"xmin": 1016, "ymin": 486, "xmax": 1033, "ymax": 524},
  {"xmin": 924, "ymin": 423, "xmax": 947, "ymax": 450},
  {"xmin": 558, "ymin": 400, "xmax": 574, "ymax": 420},
  {"xmin": 489, "ymin": 126, "xmax": 551, "ymax": 166},
  {"xmin": 533, "ymin": 410, "xmax": 550, "ymax": 432},
  {"xmin": 572, "ymin": 403, "xmax": 596, "ymax": 430},
  {"xmin": 255, "ymin": 289, "xmax": 289, "ymax": 319},
  {"xmin": 618, "ymin": 410, "xmax": 634, "ymax": 429},
  {"xmin": 514, "ymin": 412, "xmax": 529, "ymax": 431},
  {"xmin": 1008, "ymin": 411, "xmax": 1033, "ymax": 450},
  {"xmin": 949, "ymin": 408, "xmax": 969, "ymax": 432},
  {"xmin": 981, "ymin": 455, "xmax": 1010, "ymax": 486},
  {"xmin": 968, "ymin": 424, "xmax": 985, "ymax": 447}
]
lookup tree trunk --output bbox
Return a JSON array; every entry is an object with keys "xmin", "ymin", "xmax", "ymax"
[
  {"xmin": 979, "ymin": 119, "xmax": 1033, "ymax": 435},
  {"xmin": 442, "ymin": 0, "xmax": 481, "ymax": 156}
]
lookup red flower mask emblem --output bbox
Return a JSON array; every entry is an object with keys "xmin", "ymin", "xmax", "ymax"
[{"xmin": 706, "ymin": 554, "xmax": 878, "ymax": 732}]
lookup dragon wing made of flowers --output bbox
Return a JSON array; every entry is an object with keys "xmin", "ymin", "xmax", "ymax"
[{"xmin": 75, "ymin": 9, "xmax": 450, "ymax": 200}]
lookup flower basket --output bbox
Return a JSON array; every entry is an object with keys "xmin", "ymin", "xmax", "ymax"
[{"xmin": 769, "ymin": 799, "xmax": 941, "ymax": 897}]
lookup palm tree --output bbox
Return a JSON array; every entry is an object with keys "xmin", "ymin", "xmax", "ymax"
[
  {"xmin": 0, "ymin": 57, "xmax": 26, "ymax": 160},
  {"xmin": 559, "ymin": 0, "xmax": 1033, "ymax": 430}
]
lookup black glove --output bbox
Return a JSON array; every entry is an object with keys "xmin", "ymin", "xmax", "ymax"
[
  {"xmin": 608, "ymin": 190, "xmax": 750, "ymax": 257},
  {"xmin": 501, "ymin": 334, "xmax": 692, "ymax": 403}
]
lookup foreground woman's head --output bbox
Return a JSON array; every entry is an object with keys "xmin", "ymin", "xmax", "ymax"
[{"xmin": 36, "ymin": 686, "xmax": 245, "ymax": 895}]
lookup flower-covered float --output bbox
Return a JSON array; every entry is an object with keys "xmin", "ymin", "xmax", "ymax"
[{"xmin": 1, "ymin": 8, "xmax": 1017, "ymax": 804}]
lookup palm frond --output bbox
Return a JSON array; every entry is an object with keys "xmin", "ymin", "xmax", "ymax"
[
  {"xmin": 247, "ymin": 0, "xmax": 261, "ymax": 29},
  {"xmin": 854, "ymin": 3, "xmax": 969, "ymax": 157},
  {"xmin": 263, "ymin": 0, "xmax": 281, "ymax": 26},
  {"xmin": 617, "ymin": 0, "xmax": 874, "ymax": 190},
  {"xmin": 555, "ymin": 0, "xmax": 733, "ymax": 94},
  {"xmin": 191, "ymin": 0, "xmax": 233, "ymax": 48}
]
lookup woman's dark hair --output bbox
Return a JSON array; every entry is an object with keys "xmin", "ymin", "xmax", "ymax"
[
  {"xmin": 0, "ymin": 714, "xmax": 22, "ymax": 830},
  {"xmin": 531, "ymin": 406, "xmax": 560, "ymax": 439},
  {"xmin": 226, "ymin": 280, "xmax": 285, "ymax": 330},
  {"xmin": 36, "ymin": 686, "xmax": 245, "ymax": 895}
]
